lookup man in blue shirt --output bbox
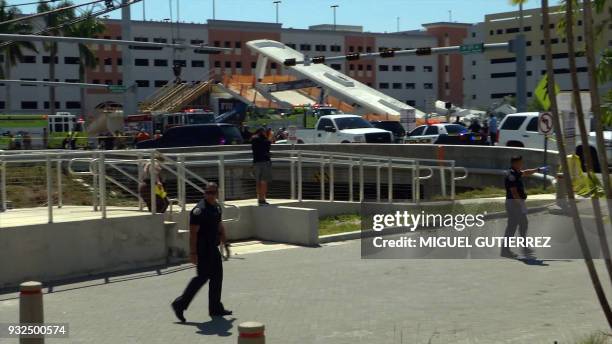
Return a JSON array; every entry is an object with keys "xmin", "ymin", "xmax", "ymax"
[{"xmin": 488, "ymin": 113, "xmax": 498, "ymax": 146}]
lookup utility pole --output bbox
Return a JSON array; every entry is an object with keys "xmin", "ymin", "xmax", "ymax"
[
  {"xmin": 331, "ymin": 5, "xmax": 339, "ymax": 31},
  {"xmin": 121, "ymin": 0, "xmax": 136, "ymax": 116},
  {"xmin": 396, "ymin": 17, "xmax": 400, "ymax": 32},
  {"xmin": 448, "ymin": 10, "xmax": 452, "ymax": 22},
  {"xmin": 142, "ymin": 0, "xmax": 145, "ymax": 20},
  {"xmin": 273, "ymin": 1, "xmax": 281, "ymax": 24},
  {"xmin": 212, "ymin": 0, "xmax": 216, "ymax": 19}
]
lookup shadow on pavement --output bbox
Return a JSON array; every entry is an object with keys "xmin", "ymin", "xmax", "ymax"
[{"xmin": 180, "ymin": 317, "xmax": 236, "ymax": 337}]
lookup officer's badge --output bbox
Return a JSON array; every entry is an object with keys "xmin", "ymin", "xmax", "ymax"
[{"xmin": 192, "ymin": 207, "xmax": 202, "ymax": 215}]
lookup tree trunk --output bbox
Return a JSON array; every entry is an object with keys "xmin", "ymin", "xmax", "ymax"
[
  {"xmin": 565, "ymin": 0, "xmax": 612, "ymax": 283},
  {"xmin": 582, "ymin": 0, "xmax": 612, "ymax": 217},
  {"xmin": 49, "ymin": 43, "xmax": 57, "ymax": 114},
  {"xmin": 4, "ymin": 58, "xmax": 11, "ymax": 112},
  {"xmin": 542, "ymin": 0, "xmax": 612, "ymax": 327}
]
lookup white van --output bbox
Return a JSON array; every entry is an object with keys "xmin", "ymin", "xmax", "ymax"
[{"xmin": 498, "ymin": 112, "xmax": 612, "ymax": 171}]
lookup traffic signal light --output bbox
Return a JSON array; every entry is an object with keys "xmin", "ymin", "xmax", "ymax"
[
  {"xmin": 284, "ymin": 58, "xmax": 297, "ymax": 67},
  {"xmin": 346, "ymin": 53, "xmax": 360, "ymax": 61},
  {"xmin": 380, "ymin": 49, "xmax": 395, "ymax": 58},
  {"xmin": 311, "ymin": 56, "xmax": 326, "ymax": 64},
  {"xmin": 415, "ymin": 47, "xmax": 432, "ymax": 56}
]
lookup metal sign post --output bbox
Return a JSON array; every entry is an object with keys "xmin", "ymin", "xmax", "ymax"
[{"xmin": 538, "ymin": 112, "xmax": 554, "ymax": 188}]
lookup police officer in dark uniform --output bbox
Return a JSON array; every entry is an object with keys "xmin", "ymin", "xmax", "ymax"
[
  {"xmin": 171, "ymin": 182, "xmax": 232, "ymax": 321},
  {"xmin": 501, "ymin": 155, "xmax": 547, "ymax": 259}
]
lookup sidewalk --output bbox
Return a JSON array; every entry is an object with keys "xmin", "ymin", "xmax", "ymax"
[{"xmin": 0, "ymin": 239, "xmax": 608, "ymax": 343}]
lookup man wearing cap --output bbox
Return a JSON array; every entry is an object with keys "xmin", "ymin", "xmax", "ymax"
[
  {"xmin": 501, "ymin": 155, "xmax": 548, "ymax": 259},
  {"xmin": 171, "ymin": 182, "xmax": 232, "ymax": 321}
]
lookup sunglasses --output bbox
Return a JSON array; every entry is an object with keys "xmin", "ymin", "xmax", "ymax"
[{"xmin": 205, "ymin": 190, "xmax": 218, "ymax": 195}]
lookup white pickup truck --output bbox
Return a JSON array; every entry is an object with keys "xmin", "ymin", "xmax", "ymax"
[
  {"xmin": 293, "ymin": 114, "xmax": 393, "ymax": 144},
  {"xmin": 498, "ymin": 112, "xmax": 612, "ymax": 171}
]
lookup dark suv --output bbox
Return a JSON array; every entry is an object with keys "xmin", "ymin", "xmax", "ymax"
[
  {"xmin": 370, "ymin": 121, "xmax": 406, "ymax": 143},
  {"xmin": 136, "ymin": 124, "xmax": 243, "ymax": 148}
]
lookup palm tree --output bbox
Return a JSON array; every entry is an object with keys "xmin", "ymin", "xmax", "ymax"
[
  {"xmin": 37, "ymin": 0, "xmax": 74, "ymax": 115},
  {"xmin": 542, "ymin": 0, "xmax": 612, "ymax": 327},
  {"xmin": 65, "ymin": 13, "xmax": 104, "ymax": 116},
  {"xmin": 582, "ymin": 0, "xmax": 612, "ymax": 227},
  {"xmin": 0, "ymin": 0, "xmax": 37, "ymax": 112},
  {"xmin": 510, "ymin": 0, "xmax": 528, "ymax": 31},
  {"xmin": 563, "ymin": 0, "xmax": 612, "ymax": 284}
]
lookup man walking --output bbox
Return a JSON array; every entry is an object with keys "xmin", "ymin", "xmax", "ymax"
[
  {"xmin": 488, "ymin": 113, "xmax": 498, "ymax": 146},
  {"xmin": 251, "ymin": 127, "xmax": 272, "ymax": 205},
  {"xmin": 171, "ymin": 182, "xmax": 232, "ymax": 321},
  {"xmin": 501, "ymin": 156, "xmax": 547, "ymax": 259}
]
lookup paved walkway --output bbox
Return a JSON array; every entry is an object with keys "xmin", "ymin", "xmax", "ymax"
[{"xmin": 0, "ymin": 239, "xmax": 609, "ymax": 344}]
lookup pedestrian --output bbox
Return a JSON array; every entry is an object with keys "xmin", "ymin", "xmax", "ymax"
[
  {"xmin": 488, "ymin": 113, "xmax": 498, "ymax": 146},
  {"xmin": 468, "ymin": 119, "xmax": 481, "ymax": 134},
  {"xmin": 501, "ymin": 155, "xmax": 547, "ymax": 259},
  {"xmin": 136, "ymin": 128, "xmax": 151, "ymax": 143},
  {"xmin": 171, "ymin": 182, "xmax": 232, "ymax": 322},
  {"xmin": 154, "ymin": 130, "xmax": 162, "ymax": 140},
  {"xmin": 14, "ymin": 132, "xmax": 22, "ymax": 150},
  {"xmin": 69, "ymin": 132, "xmax": 77, "ymax": 150},
  {"xmin": 139, "ymin": 152, "xmax": 169, "ymax": 213},
  {"xmin": 240, "ymin": 125, "xmax": 251, "ymax": 142},
  {"xmin": 251, "ymin": 127, "xmax": 272, "ymax": 206}
]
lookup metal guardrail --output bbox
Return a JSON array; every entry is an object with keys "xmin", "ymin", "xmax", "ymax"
[{"xmin": 0, "ymin": 148, "xmax": 468, "ymax": 224}]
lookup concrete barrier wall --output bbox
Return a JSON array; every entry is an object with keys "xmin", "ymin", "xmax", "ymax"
[
  {"xmin": 0, "ymin": 215, "xmax": 166, "ymax": 288},
  {"xmin": 251, "ymin": 206, "xmax": 319, "ymax": 246}
]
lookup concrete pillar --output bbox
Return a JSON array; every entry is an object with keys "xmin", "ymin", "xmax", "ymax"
[
  {"xmin": 19, "ymin": 281, "xmax": 44, "ymax": 344},
  {"xmin": 238, "ymin": 321, "xmax": 265, "ymax": 344}
]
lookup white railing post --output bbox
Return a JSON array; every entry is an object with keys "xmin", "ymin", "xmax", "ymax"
[
  {"xmin": 290, "ymin": 152, "xmax": 295, "ymax": 199},
  {"xmin": 92, "ymin": 159, "xmax": 98, "ymax": 212},
  {"xmin": 414, "ymin": 160, "xmax": 420, "ymax": 205},
  {"xmin": 179, "ymin": 155, "xmax": 186, "ymax": 212},
  {"xmin": 46, "ymin": 155, "xmax": 53, "ymax": 223},
  {"xmin": 376, "ymin": 161, "xmax": 381, "ymax": 202},
  {"xmin": 218, "ymin": 155, "xmax": 225, "ymax": 202},
  {"xmin": 1, "ymin": 161, "xmax": 6, "ymax": 211},
  {"xmin": 56, "ymin": 159, "xmax": 63, "ymax": 208},
  {"xmin": 440, "ymin": 166, "xmax": 447, "ymax": 198},
  {"xmin": 450, "ymin": 161, "xmax": 456, "ymax": 201},
  {"xmin": 320, "ymin": 157, "xmax": 325, "ymax": 201},
  {"xmin": 137, "ymin": 153, "xmax": 144, "ymax": 211},
  {"xmin": 387, "ymin": 158, "xmax": 393, "ymax": 203},
  {"xmin": 99, "ymin": 153, "xmax": 107, "ymax": 219},
  {"xmin": 348, "ymin": 158, "xmax": 353, "ymax": 202},
  {"xmin": 297, "ymin": 151, "xmax": 302, "ymax": 201},
  {"xmin": 359, "ymin": 158, "xmax": 364, "ymax": 202},
  {"xmin": 150, "ymin": 155, "xmax": 157, "ymax": 214},
  {"xmin": 329, "ymin": 155, "xmax": 334, "ymax": 202}
]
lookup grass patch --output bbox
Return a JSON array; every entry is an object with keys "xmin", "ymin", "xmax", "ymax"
[
  {"xmin": 574, "ymin": 332, "xmax": 611, "ymax": 344},
  {"xmin": 5, "ymin": 165, "xmax": 137, "ymax": 208},
  {"xmin": 319, "ymin": 214, "xmax": 361, "ymax": 236},
  {"xmin": 440, "ymin": 186, "xmax": 554, "ymax": 200}
]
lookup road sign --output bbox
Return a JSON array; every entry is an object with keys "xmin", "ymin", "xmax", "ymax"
[
  {"xmin": 459, "ymin": 43, "xmax": 484, "ymax": 54},
  {"xmin": 107, "ymin": 85, "xmax": 127, "ymax": 93},
  {"xmin": 534, "ymin": 74, "xmax": 560, "ymax": 111},
  {"xmin": 538, "ymin": 112, "xmax": 554, "ymax": 135}
]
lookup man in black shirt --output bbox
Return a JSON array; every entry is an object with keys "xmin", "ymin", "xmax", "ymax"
[
  {"xmin": 171, "ymin": 182, "xmax": 232, "ymax": 321},
  {"xmin": 251, "ymin": 128, "xmax": 272, "ymax": 205},
  {"xmin": 501, "ymin": 155, "xmax": 546, "ymax": 259}
]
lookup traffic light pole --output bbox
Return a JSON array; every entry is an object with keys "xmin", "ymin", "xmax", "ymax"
[{"xmin": 121, "ymin": 0, "xmax": 136, "ymax": 117}]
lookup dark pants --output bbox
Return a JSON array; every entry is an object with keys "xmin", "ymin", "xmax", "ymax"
[
  {"xmin": 174, "ymin": 249, "xmax": 224, "ymax": 312},
  {"xmin": 489, "ymin": 132, "xmax": 497, "ymax": 145},
  {"xmin": 138, "ymin": 181, "xmax": 169, "ymax": 213},
  {"xmin": 503, "ymin": 200, "xmax": 531, "ymax": 254}
]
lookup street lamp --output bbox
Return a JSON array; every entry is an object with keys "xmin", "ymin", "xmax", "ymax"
[
  {"xmin": 212, "ymin": 0, "xmax": 216, "ymax": 20},
  {"xmin": 330, "ymin": 5, "xmax": 339, "ymax": 31},
  {"xmin": 273, "ymin": 1, "xmax": 281, "ymax": 24}
]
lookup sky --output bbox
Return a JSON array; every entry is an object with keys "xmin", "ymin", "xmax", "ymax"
[{"xmin": 11, "ymin": 0, "xmax": 562, "ymax": 32}]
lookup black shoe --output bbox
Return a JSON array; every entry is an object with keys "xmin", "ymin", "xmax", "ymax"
[
  {"xmin": 500, "ymin": 250, "xmax": 518, "ymax": 259},
  {"xmin": 258, "ymin": 199, "xmax": 269, "ymax": 206},
  {"xmin": 171, "ymin": 301, "xmax": 186, "ymax": 323},
  {"xmin": 209, "ymin": 308, "xmax": 233, "ymax": 317}
]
